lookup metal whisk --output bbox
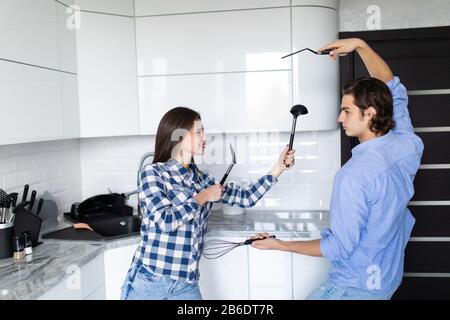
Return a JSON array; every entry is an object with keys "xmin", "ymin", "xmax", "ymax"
[{"xmin": 202, "ymin": 235, "xmax": 276, "ymax": 259}]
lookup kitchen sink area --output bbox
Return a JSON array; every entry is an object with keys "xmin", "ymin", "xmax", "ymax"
[{"xmin": 41, "ymin": 214, "xmax": 142, "ymax": 242}]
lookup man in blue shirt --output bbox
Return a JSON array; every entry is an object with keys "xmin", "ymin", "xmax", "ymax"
[{"xmin": 252, "ymin": 38, "xmax": 424, "ymax": 300}]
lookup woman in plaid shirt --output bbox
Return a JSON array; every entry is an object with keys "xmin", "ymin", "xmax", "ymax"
[{"xmin": 121, "ymin": 107, "xmax": 295, "ymax": 300}]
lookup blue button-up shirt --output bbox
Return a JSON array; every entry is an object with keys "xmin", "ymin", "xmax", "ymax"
[
  {"xmin": 320, "ymin": 77, "xmax": 424, "ymax": 294},
  {"xmin": 128, "ymin": 159, "xmax": 277, "ymax": 283}
]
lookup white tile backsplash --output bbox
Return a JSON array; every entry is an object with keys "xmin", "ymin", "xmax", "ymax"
[
  {"xmin": 0, "ymin": 128, "xmax": 339, "ymax": 225},
  {"xmin": 79, "ymin": 136, "xmax": 156, "ymax": 210},
  {"xmin": 79, "ymin": 130, "xmax": 340, "ymax": 212},
  {"xmin": 0, "ymin": 139, "xmax": 82, "ymax": 227}
]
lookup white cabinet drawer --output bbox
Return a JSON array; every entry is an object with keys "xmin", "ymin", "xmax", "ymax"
[
  {"xmin": 248, "ymin": 238, "xmax": 293, "ymax": 300},
  {"xmin": 199, "ymin": 236, "xmax": 249, "ymax": 300},
  {"xmin": 81, "ymin": 252, "xmax": 105, "ymax": 299},
  {"xmin": 292, "ymin": 238, "xmax": 330, "ymax": 299},
  {"xmin": 104, "ymin": 244, "xmax": 139, "ymax": 300}
]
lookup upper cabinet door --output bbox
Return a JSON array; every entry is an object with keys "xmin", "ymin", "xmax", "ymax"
[
  {"xmin": 0, "ymin": 0, "xmax": 59, "ymax": 70},
  {"xmin": 291, "ymin": 0, "xmax": 339, "ymax": 9},
  {"xmin": 135, "ymin": 0, "xmax": 290, "ymax": 16},
  {"xmin": 56, "ymin": 1, "xmax": 78, "ymax": 73},
  {"xmin": 0, "ymin": 0, "xmax": 79, "ymax": 146},
  {"xmin": 0, "ymin": 0, "xmax": 77, "ymax": 73},
  {"xmin": 0, "ymin": 60, "xmax": 63, "ymax": 145},
  {"xmin": 136, "ymin": 8, "xmax": 291, "ymax": 76},
  {"xmin": 139, "ymin": 71, "xmax": 292, "ymax": 135},
  {"xmin": 291, "ymin": 7, "xmax": 340, "ymax": 131},
  {"xmin": 75, "ymin": 10, "xmax": 139, "ymax": 137},
  {"xmin": 74, "ymin": 0, "xmax": 134, "ymax": 16}
]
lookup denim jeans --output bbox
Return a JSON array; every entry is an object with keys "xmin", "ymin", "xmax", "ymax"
[
  {"xmin": 306, "ymin": 283, "xmax": 396, "ymax": 300},
  {"xmin": 120, "ymin": 263, "xmax": 202, "ymax": 300}
]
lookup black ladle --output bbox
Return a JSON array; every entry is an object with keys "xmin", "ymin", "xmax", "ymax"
[{"xmin": 287, "ymin": 105, "xmax": 308, "ymax": 167}]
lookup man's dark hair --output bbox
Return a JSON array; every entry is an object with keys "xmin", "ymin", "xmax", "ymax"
[{"xmin": 343, "ymin": 77, "xmax": 395, "ymax": 135}]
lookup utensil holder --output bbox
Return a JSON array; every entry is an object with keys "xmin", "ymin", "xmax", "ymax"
[{"xmin": 0, "ymin": 221, "xmax": 14, "ymax": 259}]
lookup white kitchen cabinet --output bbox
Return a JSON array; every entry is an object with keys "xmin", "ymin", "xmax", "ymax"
[
  {"xmin": 61, "ymin": 73, "xmax": 81, "ymax": 139},
  {"xmin": 135, "ymin": 8, "xmax": 291, "ymax": 76},
  {"xmin": 199, "ymin": 235, "xmax": 330, "ymax": 300},
  {"xmin": 0, "ymin": 0, "xmax": 77, "ymax": 73},
  {"xmin": 56, "ymin": 1, "xmax": 78, "ymax": 74},
  {"xmin": 37, "ymin": 275, "xmax": 83, "ymax": 300},
  {"xmin": 292, "ymin": 238, "xmax": 330, "ymax": 299},
  {"xmin": 75, "ymin": 0, "xmax": 134, "ymax": 16},
  {"xmin": 0, "ymin": 0, "xmax": 80, "ymax": 146},
  {"xmin": 85, "ymin": 283, "xmax": 106, "ymax": 300},
  {"xmin": 248, "ymin": 238, "xmax": 293, "ymax": 300},
  {"xmin": 199, "ymin": 237, "xmax": 249, "ymax": 300},
  {"xmin": 135, "ymin": 0, "xmax": 290, "ymax": 16},
  {"xmin": 136, "ymin": 5, "xmax": 339, "ymax": 134},
  {"xmin": 292, "ymin": 0, "xmax": 339, "ymax": 9},
  {"xmin": 103, "ymin": 243, "xmax": 138, "ymax": 300},
  {"xmin": 138, "ymin": 71, "xmax": 292, "ymax": 134},
  {"xmin": 75, "ymin": 8, "xmax": 139, "ymax": 138},
  {"xmin": 81, "ymin": 252, "xmax": 106, "ymax": 299},
  {"xmin": 0, "ymin": 0, "xmax": 59, "ymax": 71},
  {"xmin": 38, "ymin": 252, "xmax": 105, "ymax": 300},
  {"xmin": 0, "ymin": 61, "xmax": 63, "ymax": 145},
  {"xmin": 291, "ymin": 7, "xmax": 340, "ymax": 131}
]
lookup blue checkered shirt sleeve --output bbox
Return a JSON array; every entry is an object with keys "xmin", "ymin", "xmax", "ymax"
[
  {"xmin": 139, "ymin": 166, "xmax": 200, "ymax": 232},
  {"xmin": 200, "ymin": 172, "xmax": 278, "ymax": 208}
]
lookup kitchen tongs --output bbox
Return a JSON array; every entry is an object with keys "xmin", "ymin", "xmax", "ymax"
[{"xmin": 281, "ymin": 47, "xmax": 334, "ymax": 59}]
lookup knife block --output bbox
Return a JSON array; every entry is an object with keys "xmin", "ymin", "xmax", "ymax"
[{"xmin": 13, "ymin": 207, "xmax": 42, "ymax": 247}]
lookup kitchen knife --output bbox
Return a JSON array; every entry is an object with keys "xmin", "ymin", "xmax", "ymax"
[
  {"xmin": 22, "ymin": 184, "xmax": 29, "ymax": 202},
  {"xmin": 29, "ymin": 190, "xmax": 37, "ymax": 211},
  {"xmin": 36, "ymin": 198, "xmax": 44, "ymax": 216}
]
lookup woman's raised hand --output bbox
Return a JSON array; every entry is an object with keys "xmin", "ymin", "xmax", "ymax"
[{"xmin": 270, "ymin": 146, "xmax": 296, "ymax": 178}]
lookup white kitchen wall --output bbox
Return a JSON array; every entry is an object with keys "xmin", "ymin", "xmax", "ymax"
[
  {"xmin": 79, "ymin": 135, "xmax": 154, "ymax": 210},
  {"xmin": 79, "ymin": 130, "xmax": 340, "ymax": 212},
  {"xmin": 0, "ymin": 139, "xmax": 82, "ymax": 227}
]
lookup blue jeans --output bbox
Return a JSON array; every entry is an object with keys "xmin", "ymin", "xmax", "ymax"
[
  {"xmin": 306, "ymin": 283, "xmax": 395, "ymax": 300},
  {"xmin": 120, "ymin": 263, "xmax": 202, "ymax": 300}
]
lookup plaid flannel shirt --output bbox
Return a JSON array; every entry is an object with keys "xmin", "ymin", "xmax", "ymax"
[{"xmin": 127, "ymin": 159, "xmax": 277, "ymax": 283}]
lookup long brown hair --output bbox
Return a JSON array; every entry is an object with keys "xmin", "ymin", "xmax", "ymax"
[
  {"xmin": 343, "ymin": 77, "xmax": 395, "ymax": 135},
  {"xmin": 152, "ymin": 107, "xmax": 202, "ymax": 163}
]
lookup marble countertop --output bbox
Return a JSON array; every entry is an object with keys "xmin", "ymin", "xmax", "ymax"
[
  {"xmin": 0, "ymin": 242, "xmax": 103, "ymax": 300},
  {"xmin": 0, "ymin": 223, "xmax": 141, "ymax": 300},
  {"xmin": 0, "ymin": 209, "xmax": 329, "ymax": 299}
]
